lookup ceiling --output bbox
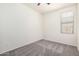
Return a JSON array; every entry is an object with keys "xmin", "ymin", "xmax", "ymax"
[{"xmin": 24, "ymin": 3, "xmax": 76, "ymax": 13}]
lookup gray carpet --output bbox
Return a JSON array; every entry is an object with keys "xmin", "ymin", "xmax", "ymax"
[{"xmin": 0, "ymin": 39, "xmax": 79, "ymax": 56}]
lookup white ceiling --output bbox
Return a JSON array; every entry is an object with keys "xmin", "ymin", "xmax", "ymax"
[{"xmin": 24, "ymin": 3, "xmax": 76, "ymax": 13}]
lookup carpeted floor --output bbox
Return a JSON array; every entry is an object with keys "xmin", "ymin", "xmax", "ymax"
[{"xmin": 0, "ymin": 39, "xmax": 79, "ymax": 56}]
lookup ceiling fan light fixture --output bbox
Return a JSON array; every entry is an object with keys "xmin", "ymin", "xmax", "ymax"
[{"xmin": 37, "ymin": 3, "xmax": 51, "ymax": 6}]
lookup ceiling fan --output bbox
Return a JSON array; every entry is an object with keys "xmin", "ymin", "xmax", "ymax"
[{"xmin": 37, "ymin": 3, "xmax": 50, "ymax": 6}]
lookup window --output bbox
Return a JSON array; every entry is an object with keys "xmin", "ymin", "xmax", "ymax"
[{"xmin": 61, "ymin": 11, "xmax": 74, "ymax": 34}]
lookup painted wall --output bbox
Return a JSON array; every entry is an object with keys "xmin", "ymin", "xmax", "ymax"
[
  {"xmin": 77, "ymin": 4, "xmax": 79, "ymax": 50},
  {"xmin": 0, "ymin": 4, "xmax": 42, "ymax": 54},
  {"xmin": 43, "ymin": 5, "xmax": 77, "ymax": 46}
]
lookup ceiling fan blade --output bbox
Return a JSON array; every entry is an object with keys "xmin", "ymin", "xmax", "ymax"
[
  {"xmin": 37, "ymin": 3, "xmax": 40, "ymax": 6},
  {"xmin": 47, "ymin": 3, "xmax": 50, "ymax": 5}
]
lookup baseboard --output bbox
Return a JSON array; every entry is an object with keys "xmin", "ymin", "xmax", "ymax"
[
  {"xmin": 0, "ymin": 39, "xmax": 42, "ymax": 54},
  {"xmin": 43, "ymin": 39, "xmax": 77, "ymax": 47}
]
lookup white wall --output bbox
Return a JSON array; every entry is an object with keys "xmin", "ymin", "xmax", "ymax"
[
  {"xmin": 43, "ymin": 5, "xmax": 77, "ymax": 46},
  {"xmin": 77, "ymin": 4, "xmax": 79, "ymax": 50},
  {"xmin": 0, "ymin": 4, "xmax": 42, "ymax": 54}
]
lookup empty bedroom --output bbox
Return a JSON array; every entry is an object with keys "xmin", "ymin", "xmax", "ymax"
[{"xmin": 0, "ymin": 3, "xmax": 79, "ymax": 56}]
